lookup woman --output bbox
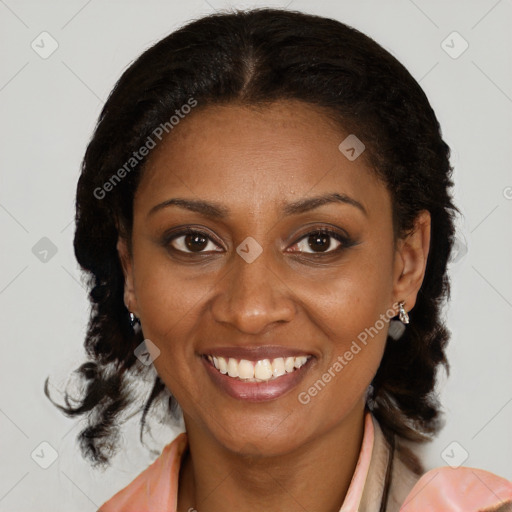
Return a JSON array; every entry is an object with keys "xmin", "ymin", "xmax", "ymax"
[{"xmin": 45, "ymin": 8, "xmax": 512, "ymax": 512}]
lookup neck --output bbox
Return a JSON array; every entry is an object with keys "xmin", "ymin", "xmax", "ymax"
[{"xmin": 177, "ymin": 405, "xmax": 366, "ymax": 512}]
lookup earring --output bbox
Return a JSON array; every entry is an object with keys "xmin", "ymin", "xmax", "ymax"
[
  {"xmin": 388, "ymin": 301, "xmax": 409, "ymax": 340},
  {"xmin": 129, "ymin": 312, "xmax": 141, "ymax": 333},
  {"xmin": 365, "ymin": 383, "xmax": 375, "ymax": 411},
  {"xmin": 398, "ymin": 301, "xmax": 409, "ymax": 324}
]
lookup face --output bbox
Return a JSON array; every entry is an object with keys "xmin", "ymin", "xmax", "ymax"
[{"xmin": 118, "ymin": 100, "xmax": 430, "ymax": 457}]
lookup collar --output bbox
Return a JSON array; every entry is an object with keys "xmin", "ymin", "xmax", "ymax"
[{"xmin": 98, "ymin": 410, "xmax": 413, "ymax": 512}]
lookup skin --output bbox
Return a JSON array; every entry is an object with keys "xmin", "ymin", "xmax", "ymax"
[{"xmin": 118, "ymin": 100, "xmax": 431, "ymax": 512}]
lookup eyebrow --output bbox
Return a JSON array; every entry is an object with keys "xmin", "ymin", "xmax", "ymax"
[{"xmin": 147, "ymin": 192, "xmax": 367, "ymax": 219}]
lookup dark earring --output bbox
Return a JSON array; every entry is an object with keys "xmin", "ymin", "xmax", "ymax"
[
  {"xmin": 365, "ymin": 383, "xmax": 376, "ymax": 411},
  {"xmin": 129, "ymin": 312, "xmax": 141, "ymax": 332}
]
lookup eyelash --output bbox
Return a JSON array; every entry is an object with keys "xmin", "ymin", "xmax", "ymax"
[{"xmin": 162, "ymin": 226, "xmax": 356, "ymax": 257}]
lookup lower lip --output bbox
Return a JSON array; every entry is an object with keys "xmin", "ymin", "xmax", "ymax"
[{"xmin": 202, "ymin": 356, "xmax": 313, "ymax": 402}]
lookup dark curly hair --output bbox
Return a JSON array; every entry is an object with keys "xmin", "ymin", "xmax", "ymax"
[{"xmin": 44, "ymin": 7, "xmax": 459, "ymax": 469}]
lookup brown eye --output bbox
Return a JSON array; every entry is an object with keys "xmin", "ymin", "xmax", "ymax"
[
  {"xmin": 167, "ymin": 229, "xmax": 222, "ymax": 254},
  {"xmin": 289, "ymin": 228, "xmax": 353, "ymax": 255},
  {"xmin": 184, "ymin": 232, "xmax": 208, "ymax": 252},
  {"xmin": 306, "ymin": 232, "xmax": 335, "ymax": 253}
]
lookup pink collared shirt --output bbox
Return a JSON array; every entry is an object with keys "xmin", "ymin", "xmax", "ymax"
[{"xmin": 98, "ymin": 411, "xmax": 512, "ymax": 511}]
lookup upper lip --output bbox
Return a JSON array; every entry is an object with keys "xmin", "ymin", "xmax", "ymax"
[{"xmin": 201, "ymin": 345, "xmax": 313, "ymax": 361}]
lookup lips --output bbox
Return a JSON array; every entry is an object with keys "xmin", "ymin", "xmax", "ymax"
[{"xmin": 200, "ymin": 345, "xmax": 314, "ymax": 402}]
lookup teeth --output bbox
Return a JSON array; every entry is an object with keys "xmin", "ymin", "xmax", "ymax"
[
  {"xmin": 227, "ymin": 358, "xmax": 239, "ymax": 378},
  {"xmin": 238, "ymin": 359, "xmax": 255, "ymax": 379},
  {"xmin": 284, "ymin": 357, "xmax": 295, "ymax": 373},
  {"xmin": 254, "ymin": 359, "xmax": 273, "ymax": 380},
  {"xmin": 208, "ymin": 355, "xmax": 310, "ymax": 382},
  {"xmin": 294, "ymin": 356, "xmax": 308, "ymax": 368},
  {"xmin": 272, "ymin": 358, "xmax": 286, "ymax": 377},
  {"xmin": 217, "ymin": 356, "xmax": 227, "ymax": 374}
]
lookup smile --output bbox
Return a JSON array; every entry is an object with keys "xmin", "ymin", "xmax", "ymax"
[{"xmin": 206, "ymin": 355, "xmax": 311, "ymax": 382}]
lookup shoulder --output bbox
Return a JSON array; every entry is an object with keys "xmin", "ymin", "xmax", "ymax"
[
  {"xmin": 368, "ymin": 415, "xmax": 511, "ymax": 512},
  {"xmin": 399, "ymin": 465, "xmax": 512, "ymax": 511},
  {"xmin": 97, "ymin": 432, "xmax": 188, "ymax": 512}
]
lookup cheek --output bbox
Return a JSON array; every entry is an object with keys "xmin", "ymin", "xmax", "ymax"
[
  {"xmin": 296, "ymin": 250, "xmax": 393, "ymax": 399},
  {"xmin": 130, "ymin": 248, "xmax": 210, "ymax": 399},
  {"xmin": 133, "ymin": 246, "xmax": 208, "ymax": 338},
  {"xmin": 134, "ymin": 260, "xmax": 209, "ymax": 415},
  {"xmin": 294, "ymin": 313, "xmax": 388, "ymax": 422},
  {"xmin": 305, "ymin": 247, "xmax": 393, "ymax": 343}
]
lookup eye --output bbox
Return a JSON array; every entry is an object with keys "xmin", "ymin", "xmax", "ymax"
[
  {"xmin": 289, "ymin": 229, "xmax": 351, "ymax": 255},
  {"xmin": 163, "ymin": 227, "xmax": 355, "ymax": 256},
  {"xmin": 166, "ymin": 228, "xmax": 222, "ymax": 254}
]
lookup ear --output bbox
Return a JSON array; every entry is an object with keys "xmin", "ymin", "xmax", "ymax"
[
  {"xmin": 117, "ymin": 236, "xmax": 139, "ymax": 316},
  {"xmin": 391, "ymin": 210, "xmax": 431, "ymax": 315}
]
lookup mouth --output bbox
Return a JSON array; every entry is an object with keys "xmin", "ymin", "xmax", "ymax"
[
  {"xmin": 205, "ymin": 354, "xmax": 311, "ymax": 382},
  {"xmin": 200, "ymin": 347, "xmax": 315, "ymax": 402}
]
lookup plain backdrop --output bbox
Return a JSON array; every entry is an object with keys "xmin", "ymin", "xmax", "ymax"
[{"xmin": 1, "ymin": 0, "xmax": 511, "ymax": 510}]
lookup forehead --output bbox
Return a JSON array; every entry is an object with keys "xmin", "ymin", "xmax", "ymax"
[{"xmin": 135, "ymin": 100, "xmax": 388, "ymax": 219}]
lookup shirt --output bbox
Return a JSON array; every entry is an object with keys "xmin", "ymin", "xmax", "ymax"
[{"xmin": 98, "ymin": 411, "xmax": 512, "ymax": 511}]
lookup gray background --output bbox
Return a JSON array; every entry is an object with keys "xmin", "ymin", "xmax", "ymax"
[{"xmin": 1, "ymin": 0, "xmax": 511, "ymax": 510}]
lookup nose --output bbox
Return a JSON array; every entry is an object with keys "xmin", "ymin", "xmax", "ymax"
[{"xmin": 210, "ymin": 247, "xmax": 296, "ymax": 335}]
